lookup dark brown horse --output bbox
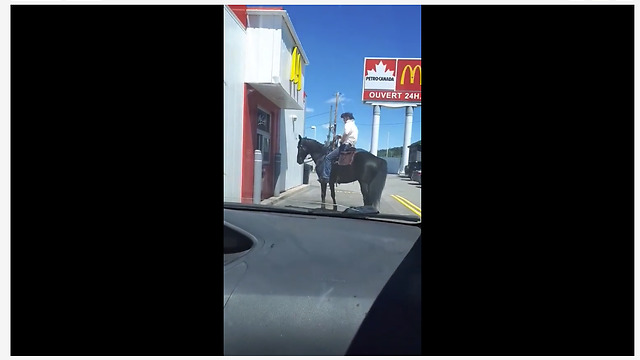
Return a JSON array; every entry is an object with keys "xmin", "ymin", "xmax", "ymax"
[{"xmin": 296, "ymin": 135, "xmax": 387, "ymax": 211}]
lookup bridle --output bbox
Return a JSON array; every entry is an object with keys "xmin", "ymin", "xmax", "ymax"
[{"xmin": 297, "ymin": 143, "xmax": 307, "ymax": 155}]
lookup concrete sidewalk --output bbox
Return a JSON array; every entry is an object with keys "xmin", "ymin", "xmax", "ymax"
[{"xmin": 260, "ymin": 183, "xmax": 309, "ymax": 206}]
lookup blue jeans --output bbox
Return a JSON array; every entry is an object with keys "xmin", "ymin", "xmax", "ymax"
[{"xmin": 322, "ymin": 143, "xmax": 351, "ymax": 180}]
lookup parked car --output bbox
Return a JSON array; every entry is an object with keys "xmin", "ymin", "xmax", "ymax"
[
  {"xmin": 404, "ymin": 161, "xmax": 421, "ymax": 178},
  {"xmin": 411, "ymin": 170, "xmax": 421, "ymax": 184}
]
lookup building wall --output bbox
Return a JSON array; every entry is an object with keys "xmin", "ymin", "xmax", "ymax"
[
  {"xmin": 275, "ymin": 22, "xmax": 306, "ymax": 193},
  {"xmin": 225, "ymin": 7, "xmax": 309, "ymax": 203},
  {"xmin": 241, "ymin": 85, "xmax": 281, "ymax": 202},
  {"xmin": 223, "ymin": 6, "xmax": 246, "ymax": 203},
  {"xmin": 277, "ymin": 108, "xmax": 305, "ymax": 193},
  {"xmin": 380, "ymin": 156, "xmax": 402, "ymax": 174},
  {"xmin": 245, "ymin": 15, "xmax": 282, "ymax": 85},
  {"xmin": 228, "ymin": 5, "xmax": 247, "ymax": 28},
  {"xmin": 246, "ymin": 12, "xmax": 306, "ymax": 109},
  {"xmin": 279, "ymin": 19, "xmax": 305, "ymax": 108}
]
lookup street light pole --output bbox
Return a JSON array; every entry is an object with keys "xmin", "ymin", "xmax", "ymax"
[{"xmin": 310, "ymin": 125, "xmax": 316, "ymax": 140}]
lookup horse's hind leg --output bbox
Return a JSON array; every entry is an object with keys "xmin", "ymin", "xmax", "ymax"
[
  {"xmin": 329, "ymin": 182, "xmax": 337, "ymax": 211},
  {"xmin": 359, "ymin": 181, "xmax": 370, "ymax": 206}
]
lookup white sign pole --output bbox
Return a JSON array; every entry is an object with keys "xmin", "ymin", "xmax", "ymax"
[
  {"xmin": 370, "ymin": 105, "xmax": 380, "ymax": 155},
  {"xmin": 400, "ymin": 106, "xmax": 413, "ymax": 175}
]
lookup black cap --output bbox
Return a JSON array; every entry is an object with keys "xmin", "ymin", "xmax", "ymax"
[{"xmin": 340, "ymin": 112, "xmax": 354, "ymax": 120}]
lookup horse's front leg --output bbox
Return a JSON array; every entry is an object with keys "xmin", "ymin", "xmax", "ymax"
[
  {"xmin": 329, "ymin": 181, "xmax": 337, "ymax": 211},
  {"xmin": 320, "ymin": 181, "xmax": 327, "ymax": 209},
  {"xmin": 359, "ymin": 181, "xmax": 370, "ymax": 206}
]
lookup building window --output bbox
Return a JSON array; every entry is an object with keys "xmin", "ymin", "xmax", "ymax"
[{"xmin": 256, "ymin": 108, "xmax": 271, "ymax": 163}]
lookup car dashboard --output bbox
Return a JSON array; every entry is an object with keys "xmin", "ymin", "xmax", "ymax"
[{"xmin": 224, "ymin": 206, "xmax": 421, "ymax": 355}]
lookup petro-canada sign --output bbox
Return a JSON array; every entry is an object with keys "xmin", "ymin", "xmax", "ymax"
[{"xmin": 362, "ymin": 57, "xmax": 421, "ymax": 104}]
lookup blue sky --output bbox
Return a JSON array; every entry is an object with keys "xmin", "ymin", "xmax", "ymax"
[{"xmin": 278, "ymin": 5, "xmax": 422, "ymax": 152}]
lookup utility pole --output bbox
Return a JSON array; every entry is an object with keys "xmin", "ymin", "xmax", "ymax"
[
  {"xmin": 326, "ymin": 105, "xmax": 333, "ymax": 147},
  {"xmin": 333, "ymin": 92, "xmax": 339, "ymax": 150}
]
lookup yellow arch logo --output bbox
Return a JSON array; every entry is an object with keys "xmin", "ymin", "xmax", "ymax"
[
  {"xmin": 400, "ymin": 64, "xmax": 422, "ymax": 85},
  {"xmin": 290, "ymin": 46, "xmax": 302, "ymax": 91}
]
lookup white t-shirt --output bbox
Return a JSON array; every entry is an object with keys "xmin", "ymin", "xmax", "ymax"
[{"xmin": 342, "ymin": 119, "xmax": 358, "ymax": 147}]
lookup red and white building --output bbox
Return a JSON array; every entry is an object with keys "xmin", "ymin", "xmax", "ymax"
[{"xmin": 224, "ymin": 5, "xmax": 309, "ymax": 203}]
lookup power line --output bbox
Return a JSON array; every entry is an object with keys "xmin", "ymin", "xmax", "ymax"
[
  {"xmin": 358, "ymin": 120, "xmax": 422, "ymax": 126},
  {"xmin": 305, "ymin": 111, "xmax": 331, "ymax": 119}
]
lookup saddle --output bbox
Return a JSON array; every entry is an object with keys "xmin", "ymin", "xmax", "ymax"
[{"xmin": 337, "ymin": 147, "xmax": 357, "ymax": 166}]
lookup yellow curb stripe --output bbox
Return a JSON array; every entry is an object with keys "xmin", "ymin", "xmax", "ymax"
[
  {"xmin": 394, "ymin": 195, "xmax": 422, "ymax": 214},
  {"xmin": 391, "ymin": 195, "xmax": 421, "ymax": 217},
  {"xmin": 392, "ymin": 195, "xmax": 421, "ymax": 217}
]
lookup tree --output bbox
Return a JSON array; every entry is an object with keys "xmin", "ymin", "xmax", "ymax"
[{"xmin": 377, "ymin": 146, "xmax": 403, "ymax": 158}]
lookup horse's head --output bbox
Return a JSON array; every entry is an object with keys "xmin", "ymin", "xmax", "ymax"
[{"xmin": 296, "ymin": 135, "xmax": 309, "ymax": 164}]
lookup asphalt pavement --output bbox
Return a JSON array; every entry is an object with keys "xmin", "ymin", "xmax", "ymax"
[{"xmin": 263, "ymin": 173, "xmax": 421, "ymax": 218}]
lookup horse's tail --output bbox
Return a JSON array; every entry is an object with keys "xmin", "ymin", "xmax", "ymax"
[{"xmin": 369, "ymin": 158, "xmax": 388, "ymax": 210}]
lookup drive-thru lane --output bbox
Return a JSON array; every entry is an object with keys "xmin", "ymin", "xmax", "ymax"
[{"xmin": 265, "ymin": 174, "xmax": 421, "ymax": 219}]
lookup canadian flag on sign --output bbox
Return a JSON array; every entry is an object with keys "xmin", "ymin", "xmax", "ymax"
[{"xmin": 363, "ymin": 59, "xmax": 397, "ymax": 91}]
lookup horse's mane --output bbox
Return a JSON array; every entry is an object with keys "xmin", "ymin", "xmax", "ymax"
[{"xmin": 302, "ymin": 137, "xmax": 330, "ymax": 153}]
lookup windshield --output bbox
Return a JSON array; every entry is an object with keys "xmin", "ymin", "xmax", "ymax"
[{"xmin": 223, "ymin": 5, "xmax": 421, "ymax": 223}]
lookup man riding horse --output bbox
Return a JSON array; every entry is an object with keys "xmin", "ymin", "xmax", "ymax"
[
  {"xmin": 319, "ymin": 112, "xmax": 359, "ymax": 182},
  {"xmin": 296, "ymin": 114, "xmax": 387, "ymax": 210}
]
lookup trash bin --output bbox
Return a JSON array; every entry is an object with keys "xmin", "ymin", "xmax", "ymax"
[{"xmin": 303, "ymin": 163, "xmax": 312, "ymax": 184}]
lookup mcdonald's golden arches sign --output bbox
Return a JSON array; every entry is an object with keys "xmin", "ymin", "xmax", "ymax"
[{"xmin": 290, "ymin": 46, "xmax": 303, "ymax": 91}]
